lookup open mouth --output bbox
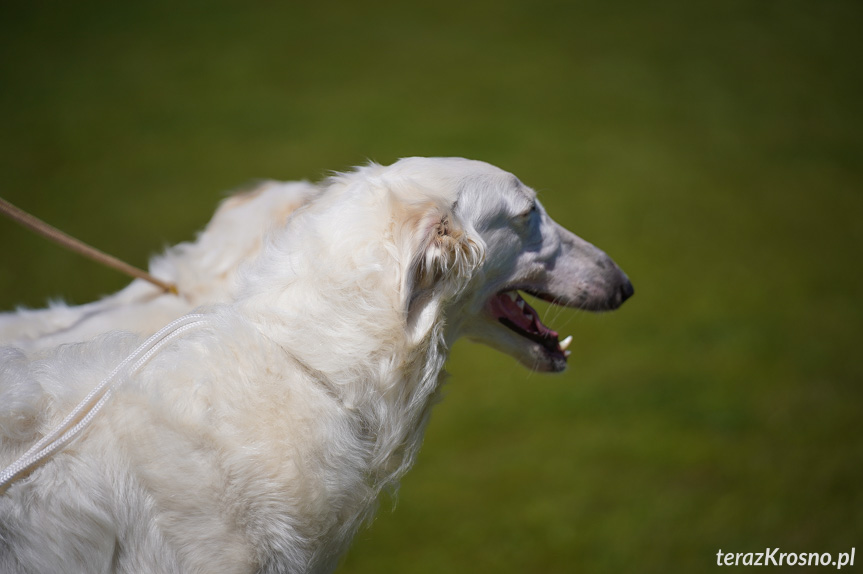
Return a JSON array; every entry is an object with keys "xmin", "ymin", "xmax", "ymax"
[{"xmin": 487, "ymin": 290, "xmax": 572, "ymax": 361}]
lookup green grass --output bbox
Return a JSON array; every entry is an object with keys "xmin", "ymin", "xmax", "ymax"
[{"xmin": 1, "ymin": 1, "xmax": 860, "ymax": 572}]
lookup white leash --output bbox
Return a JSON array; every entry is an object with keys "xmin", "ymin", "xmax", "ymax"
[{"xmin": 0, "ymin": 313, "xmax": 209, "ymax": 492}]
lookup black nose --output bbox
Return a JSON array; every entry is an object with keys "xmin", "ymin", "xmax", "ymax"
[
  {"xmin": 620, "ymin": 279, "xmax": 634, "ymax": 303},
  {"xmin": 604, "ymin": 277, "xmax": 633, "ymax": 310}
]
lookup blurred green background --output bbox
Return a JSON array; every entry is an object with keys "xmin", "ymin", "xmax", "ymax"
[{"xmin": 1, "ymin": 1, "xmax": 861, "ymax": 572}]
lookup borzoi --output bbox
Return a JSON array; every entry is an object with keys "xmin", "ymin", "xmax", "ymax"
[{"xmin": 0, "ymin": 157, "xmax": 632, "ymax": 573}]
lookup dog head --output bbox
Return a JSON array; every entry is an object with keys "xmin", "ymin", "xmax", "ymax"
[
  {"xmin": 241, "ymin": 158, "xmax": 631, "ymax": 375},
  {"xmin": 386, "ymin": 157, "xmax": 633, "ymax": 373}
]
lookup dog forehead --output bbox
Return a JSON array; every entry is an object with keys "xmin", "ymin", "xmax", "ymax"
[
  {"xmin": 455, "ymin": 172, "xmax": 535, "ymax": 214},
  {"xmin": 383, "ymin": 157, "xmax": 534, "ymax": 214}
]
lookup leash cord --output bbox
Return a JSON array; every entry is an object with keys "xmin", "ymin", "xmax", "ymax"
[
  {"xmin": 0, "ymin": 197, "xmax": 178, "ymax": 295},
  {"xmin": 0, "ymin": 313, "xmax": 209, "ymax": 491}
]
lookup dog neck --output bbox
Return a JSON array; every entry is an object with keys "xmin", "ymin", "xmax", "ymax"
[{"xmin": 236, "ymin": 285, "xmax": 451, "ymax": 496}]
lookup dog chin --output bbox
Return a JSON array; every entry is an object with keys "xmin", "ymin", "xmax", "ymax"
[
  {"xmin": 468, "ymin": 331, "xmax": 569, "ymax": 373},
  {"xmin": 510, "ymin": 344, "xmax": 568, "ymax": 373}
]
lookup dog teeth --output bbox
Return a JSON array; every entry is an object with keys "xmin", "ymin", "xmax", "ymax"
[
  {"xmin": 516, "ymin": 299, "xmax": 525, "ymax": 310},
  {"xmin": 506, "ymin": 291, "xmax": 519, "ymax": 302},
  {"xmin": 564, "ymin": 350, "xmax": 571, "ymax": 358},
  {"xmin": 559, "ymin": 335, "xmax": 572, "ymax": 351}
]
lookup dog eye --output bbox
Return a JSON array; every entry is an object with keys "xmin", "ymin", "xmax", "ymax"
[{"xmin": 519, "ymin": 203, "xmax": 537, "ymax": 219}]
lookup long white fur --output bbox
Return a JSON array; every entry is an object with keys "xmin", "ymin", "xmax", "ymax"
[
  {"xmin": 0, "ymin": 179, "xmax": 318, "ymax": 351},
  {"xmin": 0, "ymin": 158, "xmax": 631, "ymax": 573}
]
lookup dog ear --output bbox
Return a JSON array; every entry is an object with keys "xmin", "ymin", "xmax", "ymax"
[{"xmin": 404, "ymin": 207, "xmax": 484, "ymax": 342}]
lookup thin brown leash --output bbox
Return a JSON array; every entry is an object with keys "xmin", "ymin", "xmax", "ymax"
[{"xmin": 0, "ymin": 197, "xmax": 178, "ymax": 295}]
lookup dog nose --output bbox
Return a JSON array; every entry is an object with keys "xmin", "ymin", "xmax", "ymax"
[
  {"xmin": 620, "ymin": 279, "xmax": 634, "ymax": 303},
  {"xmin": 603, "ymin": 277, "xmax": 633, "ymax": 310}
]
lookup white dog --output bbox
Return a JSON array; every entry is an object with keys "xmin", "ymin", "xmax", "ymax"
[
  {"xmin": 0, "ymin": 179, "xmax": 318, "ymax": 351},
  {"xmin": 0, "ymin": 158, "xmax": 633, "ymax": 573}
]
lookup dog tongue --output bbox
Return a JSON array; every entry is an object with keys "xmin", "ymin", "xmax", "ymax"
[{"xmin": 489, "ymin": 291, "xmax": 558, "ymax": 339}]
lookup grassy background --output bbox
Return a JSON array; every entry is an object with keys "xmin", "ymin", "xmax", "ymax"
[{"xmin": 1, "ymin": 1, "xmax": 861, "ymax": 571}]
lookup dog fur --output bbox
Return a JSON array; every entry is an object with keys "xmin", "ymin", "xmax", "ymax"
[{"xmin": 0, "ymin": 158, "xmax": 632, "ymax": 573}]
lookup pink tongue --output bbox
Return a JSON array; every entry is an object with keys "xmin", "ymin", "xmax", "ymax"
[{"xmin": 489, "ymin": 292, "xmax": 558, "ymax": 338}]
